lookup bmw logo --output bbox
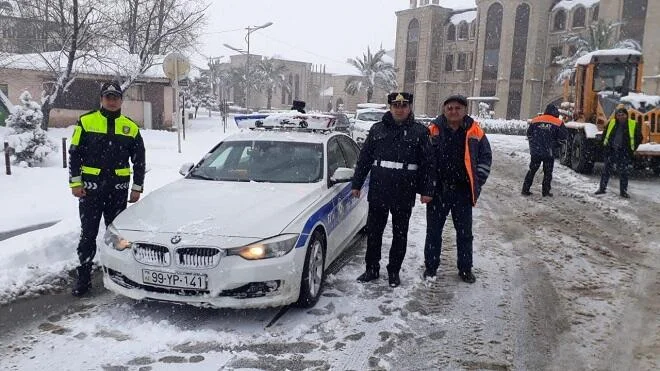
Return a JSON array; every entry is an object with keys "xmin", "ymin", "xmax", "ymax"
[{"xmin": 171, "ymin": 235, "xmax": 182, "ymax": 244}]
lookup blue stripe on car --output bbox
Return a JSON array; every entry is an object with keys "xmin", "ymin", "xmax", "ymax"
[{"xmin": 295, "ymin": 181, "xmax": 366, "ymax": 248}]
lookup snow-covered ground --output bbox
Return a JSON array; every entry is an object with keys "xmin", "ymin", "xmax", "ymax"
[{"xmin": 0, "ymin": 113, "xmax": 658, "ymax": 370}]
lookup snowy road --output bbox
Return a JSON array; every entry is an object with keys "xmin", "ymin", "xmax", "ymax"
[{"xmin": 1, "ymin": 134, "xmax": 658, "ymax": 370}]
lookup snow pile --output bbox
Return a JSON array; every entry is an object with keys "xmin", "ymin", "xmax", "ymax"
[
  {"xmin": 620, "ymin": 92, "xmax": 660, "ymax": 110},
  {"xmin": 552, "ymin": 0, "xmax": 600, "ymax": 11},
  {"xmin": 575, "ymin": 49, "xmax": 641, "ymax": 66}
]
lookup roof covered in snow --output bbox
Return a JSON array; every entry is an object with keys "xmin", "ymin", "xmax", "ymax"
[
  {"xmin": 553, "ymin": 0, "xmax": 600, "ymax": 12},
  {"xmin": 575, "ymin": 49, "xmax": 641, "ymax": 66},
  {"xmin": 450, "ymin": 10, "xmax": 476, "ymax": 25},
  {"xmin": 0, "ymin": 50, "xmax": 171, "ymax": 81},
  {"xmin": 418, "ymin": 0, "xmax": 476, "ymax": 11}
]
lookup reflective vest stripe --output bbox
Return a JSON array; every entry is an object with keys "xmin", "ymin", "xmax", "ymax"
[
  {"xmin": 71, "ymin": 126, "xmax": 83, "ymax": 145},
  {"xmin": 115, "ymin": 168, "xmax": 131, "ymax": 176},
  {"xmin": 81, "ymin": 166, "xmax": 101, "ymax": 175},
  {"xmin": 531, "ymin": 115, "xmax": 563, "ymax": 126}
]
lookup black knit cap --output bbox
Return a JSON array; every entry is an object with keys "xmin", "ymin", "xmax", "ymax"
[
  {"xmin": 443, "ymin": 94, "xmax": 468, "ymax": 107},
  {"xmin": 100, "ymin": 82, "xmax": 122, "ymax": 98},
  {"xmin": 387, "ymin": 92, "xmax": 413, "ymax": 104}
]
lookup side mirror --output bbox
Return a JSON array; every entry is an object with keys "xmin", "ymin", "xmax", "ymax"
[
  {"xmin": 329, "ymin": 167, "xmax": 354, "ymax": 186},
  {"xmin": 179, "ymin": 162, "xmax": 194, "ymax": 176}
]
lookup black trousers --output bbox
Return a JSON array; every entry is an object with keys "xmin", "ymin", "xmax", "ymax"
[
  {"xmin": 77, "ymin": 181, "xmax": 128, "ymax": 267},
  {"xmin": 424, "ymin": 187, "xmax": 473, "ymax": 273},
  {"xmin": 599, "ymin": 148, "xmax": 631, "ymax": 192},
  {"xmin": 522, "ymin": 156, "xmax": 554, "ymax": 195},
  {"xmin": 364, "ymin": 202, "xmax": 413, "ymax": 274}
]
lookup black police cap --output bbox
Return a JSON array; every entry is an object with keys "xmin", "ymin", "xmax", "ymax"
[
  {"xmin": 387, "ymin": 92, "xmax": 413, "ymax": 105},
  {"xmin": 101, "ymin": 82, "xmax": 123, "ymax": 98}
]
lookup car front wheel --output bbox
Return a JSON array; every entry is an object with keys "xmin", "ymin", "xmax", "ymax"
[{"xmin": 295, "ymin": 229, "xmax": 326, "ymax": 308}]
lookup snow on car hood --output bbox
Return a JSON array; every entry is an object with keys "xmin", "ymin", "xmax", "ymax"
[{"xmin": 113, "ymin": 179, "xmax": 322, "ymax": 238}]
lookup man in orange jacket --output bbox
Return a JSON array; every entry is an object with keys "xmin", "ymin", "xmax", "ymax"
[
  {"xmin": 424, "ymin": 95, "xmax": 492, "ymax": 284},
  {"xmin": 521, "ymin": 104, "xmax": 567, "ymax": 197}
]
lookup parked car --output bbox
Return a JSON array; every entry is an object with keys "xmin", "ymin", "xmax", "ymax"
[
  {"xmin": 350, "ymin": 108, "xmax": 387, "ymax": 145},
  {"xmin": 326, "ymin": 112, "xmax": 351, "ymax": 134},
  {"xmin": 100, "ymin": 122, "xmax": 368, "ymax": 309}
]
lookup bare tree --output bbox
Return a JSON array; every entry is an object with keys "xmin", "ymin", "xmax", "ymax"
[
  {"xmin": 14, "ymin": 0, "xmax": 107, "ymax": 129},
  {"xmin": 100, "ymin": 0, "xmax": 209, "ymax": 89}
]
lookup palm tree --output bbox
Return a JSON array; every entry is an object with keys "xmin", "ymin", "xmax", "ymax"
[
  {"xmin": 555, "ymin": 19, "xmax": 641, "ymax": 84},
  {"xmin": 254, "ymin": 58, "xmax": 290, "ymax": 109},
  {"xmin": 344, "ymin": 47, "xmax": 397, "ymax": 103}
]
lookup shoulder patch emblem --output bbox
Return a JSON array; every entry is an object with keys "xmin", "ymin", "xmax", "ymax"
[{"xmin": 122, "ymin": 125, "xmax": 130, "ymax": 134}]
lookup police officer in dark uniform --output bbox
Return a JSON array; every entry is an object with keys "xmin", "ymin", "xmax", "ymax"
[
  {"xmin": 521, "ymin": 104, "xmax": 568, "ymax": 197},
  {"xmin": 68, "ymin": 81, "xmax": 146, "ymax": 296},
  {"xmin": 351, "ymin": 92, "xmax": 435, "ymax": 287}
]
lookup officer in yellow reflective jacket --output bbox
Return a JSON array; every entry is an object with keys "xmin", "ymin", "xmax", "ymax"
[
  {"xmin": 68, "ymin": 81, "xmax": 146, "ymax": 296},
  {"xmin": 594, "ymin": 107, "xmax": 642, "ymax": 198}
]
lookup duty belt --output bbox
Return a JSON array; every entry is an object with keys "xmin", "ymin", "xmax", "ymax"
[{"xmin": 373, "ymin": 160, "xmax": 418, "ymax": 171}]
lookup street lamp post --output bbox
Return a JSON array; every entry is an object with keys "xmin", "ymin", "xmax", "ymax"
[{"xmin": 224, "ymin": 22, "xmax": 272, "ymax": 111}]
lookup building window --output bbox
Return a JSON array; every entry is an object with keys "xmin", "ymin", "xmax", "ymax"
[
  {"xmin": 509, "ymin": 4, "xmax": 529, "ymax": 80},
  {"xmin": 404, "ymin": 18, "xmax": 420, "ymax": 94},
  {"xmin": 294, "ymin": 74, "xmax": 300, "ymax": 100},
  {"xmin": 572, "ymin": 7, "xmax": 586, "ymax": 28},
  {"xmin": 480, "ymin": 2, "xmax": 503, "ymax": 84},
  {"xmin": 420, "ymin": 0, "xmax": 429, "ymax": 5},
  {"xmin": 550, "ymin": 46, "xmax": 563, "ymax": 65},
  {"xmin": 0, "ymin": 83, "xmax": 8, "ymax": 96},
  {"xmin": 447, "ymin": 24, "xmax": 456, "ymax": 41},
  {"xmin": 457, "ymin": 53, "xmax": 467, "ymax": 71},
  {"xmin": 445, "ymin": 54, "xmax": 453, "ymax": 72},
  {"xmin": 468, "ymin": 52, "xmax": 473, "ymax": 70},
  {"xmin": 458, "ymin": 22, "xmax": 469, "ymax": 40},
  {"xmin": 621, "ymin": 0, "xmax": 647, "ymax": 46},
  {"xmin": 287, "ymin": 74, "xmax": 293, "ymax": 104},
  {"xmin": 553, "ymin": 10, "xmax": 566, "ymax": 31},
  {"xmin": 470, "ymin": 21, "xmax": 476, "ymax": 39},
  {"xmin": 507, "ymin": 82, "xmax": 523, "ymax": 120},
  {"xmin": 592, "ymin": 5, "xmax": 599, "ymax": 22}
]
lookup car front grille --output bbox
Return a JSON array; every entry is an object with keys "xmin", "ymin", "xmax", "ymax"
[
  {"xmin": 133, "ymin": 243, "xmax": 170, "ymax": 266},
  {"xmin": 176, "ymin": 247, "xmax": 223, "ymax": 268}
]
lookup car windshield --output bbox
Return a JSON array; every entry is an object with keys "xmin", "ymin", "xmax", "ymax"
[
  {"xmin": 357, "ymin": 111, "xmax": 385, "ymax": 122},
  {"xmin": 188, "ymin": 140, "xmax": 323, "ymax": 183}
]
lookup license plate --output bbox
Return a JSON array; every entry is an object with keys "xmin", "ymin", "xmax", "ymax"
[{"xmin": 142, "ymin": 269, "xmax": 208, "ymax": 290}]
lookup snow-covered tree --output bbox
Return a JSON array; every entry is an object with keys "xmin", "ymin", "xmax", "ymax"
[
  {"xmin": 254, "ymin": 58, "xmax": 290, "ymax": 110},
  {"xmin": 4, "ymin": 91, "xmax": 56, "ymax": 166},
  {"xmin": 478, "ymin": 102, "xmax": 494, "ymax": 119},
  {"xmin": 555, "ymin": 19, "xmax": 641, "ymax": 84},
  {"xmin": 344, "ymin": 48, "xmax": 397, "ymax": 103}
]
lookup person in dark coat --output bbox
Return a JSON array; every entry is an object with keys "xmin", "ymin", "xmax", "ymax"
[
  {"xmin": 292, "ymin": 100, "xmax": 306, "ymax": 113},
  {"xmin": 424, "ymin": 95, "xmax": 492, "ymax": 284},
  {"xmin": 521, "ymin": 104, "xmax": 568, "ymax": 197},
  {"xmin": 351, "ymin": 92, "xmax": 435, "ymax": 287},
  {"xmin": 68, "ymin": 82, "xmax": 146, "ymax": 296},
  {"xmin": 595, "ymin": 107, "xmax": 642, "ymax": 198}
]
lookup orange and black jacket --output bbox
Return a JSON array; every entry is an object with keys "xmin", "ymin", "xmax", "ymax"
[
  {"xmin": 68, "ymin": 108, "xmax": 146, "ymax": 192},
  {"xmin": 527, "ymin": 114, "xmax": 567, "ymax": 158},
  {"xmin": 428, "ymin": 115, "xmax": 492, "ymax": 206}
]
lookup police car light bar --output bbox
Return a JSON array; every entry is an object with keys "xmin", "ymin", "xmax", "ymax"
[{"xmin": 235, "ymin": 111, "xmax": 336, "ymax": 131}]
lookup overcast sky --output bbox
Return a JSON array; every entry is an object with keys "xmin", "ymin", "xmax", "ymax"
[{"xmin": 198, "ymin": 0, "xmax": 475, "ymax": 75}]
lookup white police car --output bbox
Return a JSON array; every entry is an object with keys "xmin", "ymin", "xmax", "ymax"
[
  {"xmin": 100, "ymin": 115, "xmax": 368, "ymax": 309},
  {"xmin": 350, "ymin": 106, "xmax": 387, "ymax": 145}
]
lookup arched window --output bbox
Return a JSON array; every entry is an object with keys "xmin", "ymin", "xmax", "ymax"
[
  {"xmin": 458, "ymin": 22, "xmax": 469, "ymax": 40},
  {"xmin": 470, "ymin": 21, "xmax": 476, "ymax": 39},
  {"xmin": 294, "ymin": 74, "xmax": 300, "ymax": 100},
  {"xmin": 404, "ymin": 19, "xmax": 420, "ymax": 94},
  {"xmin": 447, "ymin": 24, "xmax": 456, "ymax": 41},
  {"xmin": 480, "ymin": 2, "xmax": 503, "ymax": 86},
  {"xmin": 553, "ymin": 10, "xmax": 566, "ymax": 31},
  {"xmin": 572, "ymin": 7, "xmax": 586, "ymax": 28},
  {"xmin": 592, "ymin": 5, "xmax": 599, "ymax": 22},
  {"xmin": 621, "ymin": 0, "xmax": 647, "ymax": 46},
  {"xmin": 507, "ymin": 3, "xmax": 530, "ymax": 119},
  {"xmin": 287, "ymin": 74, "xmax": 293, "ymax": 104}
]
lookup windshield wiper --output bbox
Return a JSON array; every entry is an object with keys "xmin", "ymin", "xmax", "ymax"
[{"xmin": 188, "ymin": 172, "xmax": 215, "ymax": 180}]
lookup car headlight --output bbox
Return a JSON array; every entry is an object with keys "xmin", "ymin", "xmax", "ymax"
[
  {"xmin": 227, "ymin": 234, "xmax": 299, "ymax": 260},
  {"xmin": 104, "ymin": 224, "xmax": 133, "ymax": 251}
]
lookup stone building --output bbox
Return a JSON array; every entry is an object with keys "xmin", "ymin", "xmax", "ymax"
[
  {"xmin": 0, "ymin": 0, "xmax": 61, "ymax": 54},
  {"xmin": 395, "ymin": 0, "xmax": 659, "ymax": 119}
]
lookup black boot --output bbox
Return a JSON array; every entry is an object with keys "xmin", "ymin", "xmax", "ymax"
[
  {"xmin": 357, "ymin": 266, "xmax": 379, "ymax": 282},
  {"xmin": 72, "ymin": 264, "xmax": 92, "ymax": 297},
  {"xmin": 459, "ymin": 270, "xmax": 476, "ymax": 284},
  {"xmin": 387, "ymin": 266, "xmax": 400, "ymax": 287},
  {"xmin": 423, "ymin": 267, "xmax": 436, "ymax": 279},
  {"xmin": 542, "ymin": 192, "xmax": 553, "ymax": 197},
  {"xmin": 594, "ymin": 188, "xmax": 606, "ymax": 195},
  {"xmin": 521, "ymin": 190, "xmax": 532, "ymax": 196}
]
